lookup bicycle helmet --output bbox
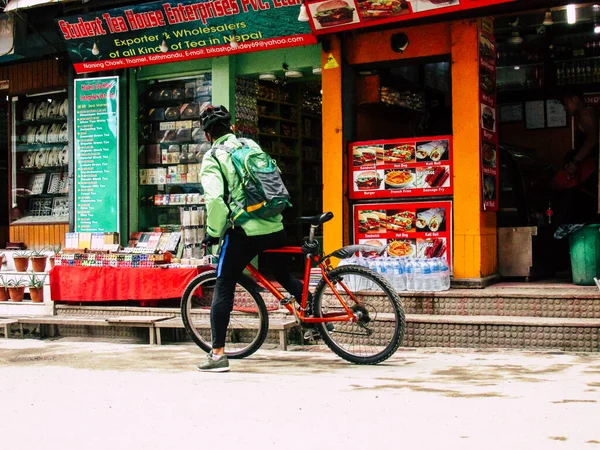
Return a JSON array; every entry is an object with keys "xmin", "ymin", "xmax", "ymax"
[{"xmin": 200, "ymin": 104, "xmax": 231, "ymax": 131}]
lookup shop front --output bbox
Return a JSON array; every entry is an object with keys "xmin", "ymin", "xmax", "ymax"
[
  {"xmin": 38, "ymin": 0, "xmax": 324, "ymax": 306},
  {"xmin": 316, "ymin": 0, "xmax": 600, "ymax": 287}
]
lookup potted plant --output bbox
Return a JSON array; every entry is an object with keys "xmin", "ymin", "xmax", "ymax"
[
  {"xmin": 0, "ymin": 275, "xmax": 8, "ymax": 302},
  {"xmin": 48, "ymin": 245, "xmax": 62, "ymax": 269},
  {"xmin": 27, "ymin": 271, "xmax": 45, "ymax": 303},
  {"xmin": 7, "ymin": 278, "xmax": 26, "ymax": 302},
  {"xmin": 30, "ymin": 248, "xmax": 48, "ymax": 272},
  {"xmin": 13, "ymin": 251, "xmax": 30, "ymax": 272}
]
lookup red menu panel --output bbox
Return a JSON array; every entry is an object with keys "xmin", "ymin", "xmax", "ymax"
[
  {"xmin": 479, "ymin": 18, "xmax": 499, "ymax": 211},
  {"xmin": 349, "ymin": 136, "xmax": 453, "ymax": 200},
  {"xmin": 353, "ymin": 201, "xmax": 452, "ymax": 265},
  {"xmin": 307, "ymin": 0, "xmax": 516, "ymax": 35}
]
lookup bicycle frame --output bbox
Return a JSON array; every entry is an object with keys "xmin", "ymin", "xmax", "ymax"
[{"xmin": 245, "ymin": 245, "xmax": 360, "ymax": 325}]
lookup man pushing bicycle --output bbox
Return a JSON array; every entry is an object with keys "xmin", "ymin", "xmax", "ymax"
[{"xmin": 197, "ymin": 104, "xmax": 306, "ymax": 372}]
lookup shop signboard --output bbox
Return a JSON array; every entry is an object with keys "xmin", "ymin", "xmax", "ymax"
[
  {"xmin": 56, "ymin": 0, "xmax": 316, "ymax": 73},
  {"xmin": 349, "ymin": 136, "xmax": 452, "ymax": 200},
  {"xmin": 74, "ymin": 76, "xmax": 119, "ymax": 233},
  {"xmin": 478, "ymin": 17, "xmax": 499, "ymax": 211},
  {"xmin": 307, "ymin": 0, "xmax": 515, "ymax": 35},
  {"xmin": 353, "ymin": 200, "xmax": 452, "ymax": 265}
]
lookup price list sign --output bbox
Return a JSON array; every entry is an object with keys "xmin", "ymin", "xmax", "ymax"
[
  {"xmin": 74, "ymin": 76, "xmax": 120, "ymax": 232},
  {"xmin": 349, "ymin": 136, "xmax": 453, "ymax": 200}
]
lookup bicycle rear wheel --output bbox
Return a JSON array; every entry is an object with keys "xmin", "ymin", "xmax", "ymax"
[
  {"xmin": 313, "ymin": 264, "xmax": 405, "ymax": 365},
  {"xmin": 181, "ymin": 270, "xmax": 269, "ymax": 359}
]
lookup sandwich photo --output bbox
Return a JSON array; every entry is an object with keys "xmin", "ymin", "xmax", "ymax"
[
  {"xmin": 479, "ymin": 34, "xmax": 495, "ymax": 61},
  {"xmin": 358, "ymin": 0, "xmax": 409, "ymax": 19},
  {"xmin": 357, "ymin": 212, "xmax": 381, "ymax": 232},
  {"xmin": 352, "ymin": 147, "xmax": 377, "ymax": 166},
  {"xmin": 314, "ymin": 0, "xmax": 356, "ymax": 27},
  {"xmin": 481, "ymin": 106, "xmax": 495, "ymax": 131},
  {"xmin": 355, "ymin": 170, "xmax": 383, "ymax": 190}
]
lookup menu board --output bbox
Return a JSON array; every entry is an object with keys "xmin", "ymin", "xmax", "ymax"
[
  {"xmin": 353, "ymin": 201, "xmax": 452, "ymax": 265},
  {"xmin": 478, "ymin": 18, "xmax": 499, "ymax": 212},
  {"xmin": 307, "ymin": 0, "xmax": 516, "ymax": 36},
  {"xmin": 349, "ymin": 136, "xmax": 453, "ymax": 200},
  {"xmin": 74, "ymin": 76, "xmax": 119, "ymax": 232}
]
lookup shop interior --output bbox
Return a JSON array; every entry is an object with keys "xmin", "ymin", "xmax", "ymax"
[
  {"xmin": 493, "ymin": 3, "xmax": 600, "ymax": 282},
  {"xmin": 136, "ymin": 67, "xmax": 322, "ymax": 274}
]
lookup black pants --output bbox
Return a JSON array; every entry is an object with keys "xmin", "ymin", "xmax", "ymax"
[{"xmin": 211, "ymin": 227, "xmax": 304, "ymax": 349}]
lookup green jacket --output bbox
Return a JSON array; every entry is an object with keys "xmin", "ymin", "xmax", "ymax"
[{"xmin": 200, "ymin": 133, "xmax": 284, "ymax": 238}]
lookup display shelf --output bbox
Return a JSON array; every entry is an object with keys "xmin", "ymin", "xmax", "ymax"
[
  {"xmin": 11, "ymin": 91, "xmax": 71, "ymax": 225},
  {"xmin": 497, "ymin": 62, "xmax": 545, "ymax": 69},
  {"xmin": 136, "ymin": 73, "xmax": 211, "ymax": 235}
]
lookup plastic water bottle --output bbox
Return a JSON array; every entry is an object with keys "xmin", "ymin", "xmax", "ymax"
[
  {"xmin": 440, "ymin": 258, "xmax": 451, "ymax": 290},
  {"xmin": 392, "ymin": 259, "xmax": 406, "ymax": 292},
  {"xmin": 412, "ymin": 259, "xmax": 423, "ymax": 292},
  {"xmin": 405, "ymin": 259, "xmax": 415, "ymax": 292},
  {"xmin": 429, "ymin": 258, "xmax": 442, "ymax": 291},
  {"xmin": 421, "ymin": 259, "xmax": 433, "ymax": 292}
]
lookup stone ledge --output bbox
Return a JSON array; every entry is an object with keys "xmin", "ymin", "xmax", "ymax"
[{"xmin": 407, "ymin": 314, "xmax": 600, "ymax": 327}]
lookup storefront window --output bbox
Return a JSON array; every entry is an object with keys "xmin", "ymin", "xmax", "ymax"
[
  {"xmin": 136, "ymin": 74, "xmax": 212, "ymax": 233},
  {"xmin": 11, "ymin": 91, "xmax": 70, "ymax": 224},
  {"xmin": 355, "ymin": 57, "xmax": 452, "ymax": 141}
]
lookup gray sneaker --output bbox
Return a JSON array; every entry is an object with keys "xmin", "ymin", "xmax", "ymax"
[{"xmin": 197, "ymin": 352, "xmax": 230, "ymax": 372}]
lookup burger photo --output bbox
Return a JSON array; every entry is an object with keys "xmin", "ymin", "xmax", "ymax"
[
  {"xmin": 358, "ymin": 0, "xmax": 409, "ymax": 19},
  {"xmin": 313, "ymin": 0, "xmax": 356, "ymax": 28},
  {"xmin": 352, "ymin": 147, "xmax": 377, "ymax": 166},
  {"xmin": 355, "ymin": 170, "xmax": 383, "ymax": 190},
  {"xmin": 481, "ymin": 106, "xmax": 495, "ymax": 131}
]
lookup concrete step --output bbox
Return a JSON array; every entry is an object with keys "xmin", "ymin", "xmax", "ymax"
[
  {"xmin": 405, "ymin": 314, "xmax": 600, "ymax": 352},
  {"xmin": 400, "ymin": 286, "xmax": 600, "ymax": 318}
]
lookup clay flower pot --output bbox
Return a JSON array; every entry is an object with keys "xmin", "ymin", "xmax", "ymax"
[
  {"xmin": 0, "ymin": 287, "xmax": 8, "ymax": 302},
  {"xmin": 29, "ymin": 287, "xmax": 44, "ymax": 303},
  {"xmin": 8, "ymin": 286, "xmax": 25, "ymax": 302},
  {"xmin": 13, "ymin": 256, "xmax": 29, "ymax": 272},
  {"xmin": 31, "ymin": 256, "xmax": 47, "ymax": 272},
  {"xmin": 49, "ymin": 256, "xmax": 55, "ymax": 269}
]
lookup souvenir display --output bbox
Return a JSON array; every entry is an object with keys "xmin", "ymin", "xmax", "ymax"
[{"xmin": 12, "ymin": 92, "xmax": 69, "ymax": 223}]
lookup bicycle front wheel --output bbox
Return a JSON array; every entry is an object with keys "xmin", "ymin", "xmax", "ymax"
[
  {"xmin": 313, "ymin": 264, "xmax": 405, "ymax": 365},
  {"xmin": 181, "ymin": 270, "xmax": 269, "ymax": 359}
]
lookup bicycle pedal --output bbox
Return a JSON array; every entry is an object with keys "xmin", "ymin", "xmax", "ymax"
[
  {"xmin": 303, "ymin": 329, "xmax": 320, "ymax": 342},
  {"xmin": 279, "ymin": 296, "xmax": 295, "ymax": 306}
]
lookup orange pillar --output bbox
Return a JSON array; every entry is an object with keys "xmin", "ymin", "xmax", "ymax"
[
  {"xmin": 321, "ymin": 36, "xmax": 344, "ymax": 255},
  {"xmin": 451, "ymin": 19, "xmax": 497, "ymax": 280}
]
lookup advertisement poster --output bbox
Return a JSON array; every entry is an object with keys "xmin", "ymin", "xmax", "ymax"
[
  {"xmin": 56, "ymin": 0, "xmax": 316, "ymax": 73},
  {"xmin": 307, "ymin": 0, "xmax": 516, "ymax": 35},
  {"xmin": 478, "ymin": 18, "xmax": 499, "ymax": 212},
  {"xmin": 349, "ymin": 136, "xmax": 452, "ymax": 200},
  {"xmin": 74, "ymin": 76, "xmax": 120, "ymax": 232},
  {"xmin": 353, "ymin": 201, "xmax": 452, "ymax": 265}
]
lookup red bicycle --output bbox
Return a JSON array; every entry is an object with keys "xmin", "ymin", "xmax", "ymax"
[{"xmin": 181, "ymin": 212, "xmax": 405, "ymax": 365}]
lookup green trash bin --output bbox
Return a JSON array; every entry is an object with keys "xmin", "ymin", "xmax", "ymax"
[{"xmin": 569, "ymin": 224, "xmax": 600, "ymax": 286}]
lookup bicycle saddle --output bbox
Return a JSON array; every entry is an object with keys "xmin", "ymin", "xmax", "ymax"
[{"xmin": 298, "ymin": 212, "xmax": 334, "ymax": 226}]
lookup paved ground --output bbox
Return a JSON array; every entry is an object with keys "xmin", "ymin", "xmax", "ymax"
[{"xmin": 0, "ymin": 339, "xmax": 599, "ymax": 449}]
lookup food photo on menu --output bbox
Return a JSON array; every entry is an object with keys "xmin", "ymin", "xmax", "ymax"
[
  {"xmin": 357, "ymin": 0, "xmax": 410, "ymax": 20},
  {"xmin": 407, "ymin": 0, "xmax": 457, "ymax": 12},
  {"xmin": 483, "ymin": 175, "xmax": 496, "ymax": 201},
  {"xmin": 354, "ymin": 169, "xmax": 384, "ymax": 190},
  {"xmin": 479, "ymin": 33, "xmax": 496, "ymax": 62},
  {"xmin": 387, "ymin": 238, "xmax": 416, "ymax": 257},
  {"xmin": 385, "ymin": 209, "xmax": 416, "ymax": 232},
  {"xmin": 417, "ymin": 237, "xmax": 447, "ymax": 258},
  {"xmin": 415, "ymin": 139, "xmax": 448, "ymax": 162},
  {"xmin": 416, "ymin": 166, "xmax": 450, "ymax": 189},
  {"xmin": 358, "ymin": 238, "xmax": 387, "ymax": 257},
  {"xmin": 384, "ymin": 168, "xmax": 416, "ymax": 190},
  {"xmin": 415, "ymin": 207, "xmax": 446, "ymax": 232},
  {"xmin": 309, "ymin": 0, "xmax": 359, "ymax": 29},
  {"xmin": 481, "ymin": 104, "xmax": 496, "ymax": 132},
  {"xmin": 357, "ymin": 210, "xmax": 386, "ymax": 233},
  {"xmin": 481, "ymin": 141, "xmax": 497, "ymax": 168},
  {"xmin": 384, "ymin": 142, "xmax": 415, "ymax": 163},
  {"xmin": 352, "ymin": 145, "xmax": 378, "ymax": 167}
]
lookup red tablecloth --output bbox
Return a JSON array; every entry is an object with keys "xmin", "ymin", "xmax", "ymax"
[{"xmin": 50, "ymin": 266, "xmax": 202, "ymax": 302}]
